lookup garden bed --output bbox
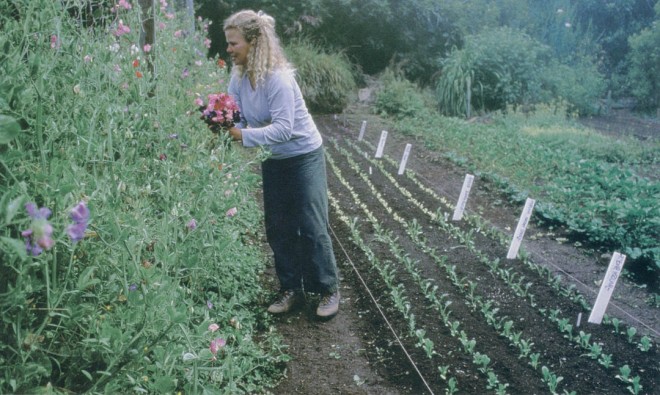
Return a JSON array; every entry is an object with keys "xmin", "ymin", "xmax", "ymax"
[{"xmin": 268, "ymin": 113, "xmax": 658, "ymax": 395}]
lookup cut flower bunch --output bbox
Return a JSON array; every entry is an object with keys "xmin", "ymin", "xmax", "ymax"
[{"xmin": 198, "ymin": 92, "xmax": 241, "ymax": 132}]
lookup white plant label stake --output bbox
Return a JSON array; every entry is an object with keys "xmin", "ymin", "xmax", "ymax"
[
  {"xmin": 507, "ymin": 198, "xmax": 536, "ymax": 259},
  {"xmin": 358, "ymin": 120, "xmax": 367, "ymax": 141},
  {"xmin": 588, "ymin": 252, "xmax": 627, "ymax": 324},
  {"xmin": 375, "ymin": 130, "xmax": 388, "ymax": 158},
  {"xmin": 397, "ymin": 144, "xmax": 412, "ymax": 175},
  {"xmin": 452, "ymin": 174, "xmax": 474, "ymax": 220}
]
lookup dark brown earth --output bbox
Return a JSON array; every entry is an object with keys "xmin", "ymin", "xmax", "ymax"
[{"xmin": 261, "ymin": 104, "xmax": 659, "ymax": 395}]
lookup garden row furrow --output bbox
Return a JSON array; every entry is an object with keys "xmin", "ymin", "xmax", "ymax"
[
  {"xmin": 339, "ymin": 130, "xmax": 657, "ymax": 349},
  {"xmin": 350, "ymin": 132, "xmax": 656, "ymax": 353},
  {"xmin": 324, "ymin": 138, "xmax": 612, "ymax": 393},
  {"xmin": 326, "ymin": 149, "xmax": 570, "ymax": 394},
  {"xmin": 337, "ymin": 134, "xmax": 658, "ymax": 380},
  {"xmin": 321, "ymin": 128, "xmax": 656, "ymax": 394},
  {"xmin": 331, "ymin": 134, "xmax": 655, "ymax": 394},
  {"xmin": 326, "ymin": 154, "xmax": 510, "ymax": 394}
]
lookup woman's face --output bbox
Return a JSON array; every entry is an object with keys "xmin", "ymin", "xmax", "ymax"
[{"xmin": 225, "ymin": 28, "xmax": 250, "ymax": 67}]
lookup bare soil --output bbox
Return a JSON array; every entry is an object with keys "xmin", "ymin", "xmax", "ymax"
[{"xmin": 261, "ymin": 108, "xmax": 659, "ymax": 395}]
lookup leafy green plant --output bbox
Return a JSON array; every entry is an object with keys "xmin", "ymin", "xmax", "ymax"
[
  {"xmin": 541, "ymin": 366, "xmax": 564, "ymax": 394},
  {"xmin": 436, "ymin": 27, "xmax": 551, "ymax": 116},
  {"xmin": 374, "ymin": 68, "xmax": 433, "ymax": 119}
]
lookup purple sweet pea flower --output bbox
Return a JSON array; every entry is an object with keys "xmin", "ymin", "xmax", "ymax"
[
  {"xmin": 25, "ymin": 202, "xmax": 51, "ymax": 220},
  {"xmin": 187, "ymin": 219, "xmax": 197, "ymax": 231},
  {"xmin": 70, "ymin": 201, "xmax": 90, "ymax": 224},
  {"xmin": 67, "ymin": 201, "xmax": 89, "ymax": 243},
  {"xmin": 66, "ymin": 222, "xmax": 87, "ymax": 242},
  {"xmin": 22, "ymin": 203, "xmax": 55, "ymax": 256}
]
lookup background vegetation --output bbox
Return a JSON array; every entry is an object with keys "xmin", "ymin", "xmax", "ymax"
[{"xmin": 201, "ymin": 0, "xmax": 659, "ymax": 115}]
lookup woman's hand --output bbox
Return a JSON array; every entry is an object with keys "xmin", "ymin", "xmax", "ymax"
[{"xmin": 227, "ymin": 126, "xmax": 242, "ymax": 142}]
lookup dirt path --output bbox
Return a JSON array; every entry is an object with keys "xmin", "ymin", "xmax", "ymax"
[{"xmin": 263, "ymin": 110, "xmax": 658, "ymax": 395}]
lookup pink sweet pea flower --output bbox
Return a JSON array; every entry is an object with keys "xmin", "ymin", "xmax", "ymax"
[
  {"xmin": 114, "ymin": 20, "xmax": 131, "ymax": 37},
  {"xmin": 143, "ymin": 44, "xmax": 152, "ymax": 53},
  {"xmin": 226, "ymin": 207, "xmax": 237, "ymax": 217},
  {"xmin": 208, "ymin": 323, "xmax": 219, "ymax": 332},
  {"xmin": 210, "ymin": 337, "xmax": 226, "ymax": 355},
  {"xmin": 118, "ymin": 0, "xmax": 132, "ymax": 10},
  {"xmin": 50, "ymin": 35, "xmax": 60, "ymax": 49},
  {"xmin": 186, "ymin": 219, "xmax": 197, "ymax": 231}
]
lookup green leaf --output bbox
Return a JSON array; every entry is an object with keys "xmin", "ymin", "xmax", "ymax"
[
  {"xmin": 81, "ymin": 369, "xmax": 93, "ymax": 381},
  {"xmin": 77, "ymin": 266, "xmax": 100, "ymax": 290},
  {"xmin": 5, "ymin": 195, "xmax": 25, "ymax": 224},
  {"xmin": 1, "ymin": 236, "xmax": 27, "ymax": 261},
  {"xmin": 153, "ymin": 376, "xmax": 176, "ymax": 393},
  {"xmin": 0, "ymin": 114, "xmax": 20, "ymax": 144}
]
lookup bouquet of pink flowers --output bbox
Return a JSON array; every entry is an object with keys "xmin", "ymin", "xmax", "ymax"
[{"xmin": 198, "ymin": 93, "xmax": 241, "ymax": 133}]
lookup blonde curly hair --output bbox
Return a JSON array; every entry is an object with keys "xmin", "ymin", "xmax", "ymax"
[{"xmin": 223, "ymin": 10, "xmax": 292, "ymax": 85}]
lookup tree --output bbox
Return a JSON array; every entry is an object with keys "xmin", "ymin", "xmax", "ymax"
[{"xmin": 626, "ymin": 2, "xmax": 660, "ymax": 111}]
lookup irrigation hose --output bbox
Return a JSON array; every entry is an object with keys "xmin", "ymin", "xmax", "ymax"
[{"xmin": 328, "ymin": 223, "xmax": 436, "ymax": 395}]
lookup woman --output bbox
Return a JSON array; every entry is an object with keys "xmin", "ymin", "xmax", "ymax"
[{"xmin": 223, "ymin": 10, "xmax": 340, "ymax": 318}]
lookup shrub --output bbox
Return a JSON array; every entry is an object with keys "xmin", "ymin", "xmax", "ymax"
[
  {"xmin": 436, "ymin": 27, "xmax": 550, "ymax": 117},
  {"xmin": 541, "ymin": 59, "xmax": 607, "ymax": 116},
  {"xmin": 626, "ymin": 2, "xmax": 660, "ymax": 111},
  {"xmin": 285, "ymin": 39, "xmax": 357, "ymax": 114},
  {"xmin": 374, "ymin": 68, "xmax": 433, "ymax": 120},
  {"xmin": 436, "ymin": 27, "xmax": 606, "ymax": 117}
]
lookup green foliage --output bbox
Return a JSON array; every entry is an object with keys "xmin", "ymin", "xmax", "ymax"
[
  {"xmin": 0, "ymin": 1, "xmax": 287, "ymax": 393},
  {"xmin": 374, "ymin": 69, "xmax": 433, "ymax": 120},
  {"xmin": 436, "ymin": 26, "xmax": 606, "ymax": 116},
  {"xmin": 626, "ymin": 3, "xmax": 660, "ymax": 111},
  {"xmin": 196, "ymin": 0, "xmax": 657, "ymax": 106},
  {"xmin": 573, "ymin": 0, "xmax": 658, "ymax": 72},
  {"xmin": 436, "ymin": 27, "xmax": 551, "ymax": 116},
  {"xmin": 541, "ymin": 59, "xmax": 607, "ymax": 116},
  {"xmin": 285, "ymin": 39, "xmax": 357, "ymax": 114}
]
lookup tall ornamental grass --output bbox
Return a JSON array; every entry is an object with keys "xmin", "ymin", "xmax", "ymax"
[
  {"xmin": 0, "ymin": 1, "xmax": 287, "ymax": 393},
  {"xmin": 285, "ymin": 39, "xmax": 357, "ymax": 114}
]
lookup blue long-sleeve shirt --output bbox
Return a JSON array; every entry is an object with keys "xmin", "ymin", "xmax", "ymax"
[{"xmin": 228, "ymin": 69, "xmax": 322, "ymax": 159}]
